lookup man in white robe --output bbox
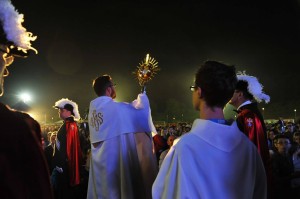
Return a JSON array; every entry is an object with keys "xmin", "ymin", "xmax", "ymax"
[
  {"xmin": 152, "ymin": 61, "xmax": 267, "ymax": 199},
  {"xmin": 87, "ymin": 74, "xmax": 157, "ymax": 199}
]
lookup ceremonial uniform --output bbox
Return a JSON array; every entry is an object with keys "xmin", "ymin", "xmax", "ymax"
[
  {"xmin": 236, "ymin": 101, "xmax": 270, "ymax": 168},
  {"xmin": 0, "ymin": 103, "xmax": 53, "ymax": 199},
  {"xmin": 87, "ymin": 93, "xmax": 157, "ymax": 199},
  {"xmin": 152, "ymin": 119, "xmax": 267, "ymax": 199},
  {"xmin": 236, "ymin": 102, "xmax": 274, "ymax": 199},
  {"xmin": 52, "ymin": 99, "xmax": 83, "ymax": 199},
  {"xmin": 229, "ymin": 72, "xmax": 272, "ymax": 198},
  {"xmin": 52, "ymin": 116, "xmax": 82, "ymax": 198}
]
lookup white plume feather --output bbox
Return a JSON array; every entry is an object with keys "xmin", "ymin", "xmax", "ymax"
[
  {"xmin": 237, "ymin": 71, "xmax": 270, "ymax": 103},
  {"xmin": 0, "ymin": 0, "xmax": 37, "ymax": 53},
  {"xmin": 54, "ymin": 98, "xmax": 81, "ymax": 121}
]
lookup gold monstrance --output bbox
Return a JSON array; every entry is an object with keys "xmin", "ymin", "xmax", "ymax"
[{"xmin": 133, "ymin": 53, "xmax": 160, "ymax": 92}]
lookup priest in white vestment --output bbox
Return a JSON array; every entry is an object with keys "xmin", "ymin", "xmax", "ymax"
[
  {"xmin": 87, "ymin": 74, "xmax": 158, "ymax": 199},
  {"xmin": 152, "ymin": 61, "xmax": 267, "ymax": 199}
]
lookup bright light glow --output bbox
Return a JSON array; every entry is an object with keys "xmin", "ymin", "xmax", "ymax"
[
  {"xmin": 27, "ymin": 112, "xmax": 36, "ymax": 120},
  {"xmin": 295, "ymin": 109, "xmax": 297, "ymax": 112},
  {"xmin": 145, "ymin": 54, "xmax": 149, "ymax": 64},
  {"xmin": 19, "ymin": 93, "xmax": 32, "ymax": 102}
]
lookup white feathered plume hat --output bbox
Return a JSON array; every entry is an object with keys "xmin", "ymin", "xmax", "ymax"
[
  {"xmin": 0, "ymin": 0, "xmax": 37, "ymax": 57},
  {"xmin": 236, "ymin": 71, "xmax": 270, "ymax": 103},
  {"xmin": 54, "ymin": 98, "xmax": 81, "ymax": 121}
]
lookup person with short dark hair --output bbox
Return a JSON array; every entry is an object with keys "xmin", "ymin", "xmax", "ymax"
[
  {"xmin": 92, "ymin": 74, "xmax": 113, "ymax": 96},
  {"xmin": 87, "ymin": 74, "xmax": 158, "ymax": 199},
  {"xmin": 271, "ymin": 134, "xmax": 300, "ymax": 198},
  {"xmin": 229, "ymin": 72, "xmax": 272, "ymax": 198},
  {"xmin": 152, "ymin": 61, "xmax": 267, "ymax": 199}
]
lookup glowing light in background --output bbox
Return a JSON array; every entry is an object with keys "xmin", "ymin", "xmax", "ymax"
[{"xmin": 19, "ymin": 92, "xmax": 32, "ymax": 103}]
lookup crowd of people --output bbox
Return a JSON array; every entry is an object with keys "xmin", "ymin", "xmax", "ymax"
[
  {"xmin": 38, "ymin": 117, "xmax": 300, "ymax": 199},
  {"xmin": 266, "ymin": 120, "xmax": 300, "ymax": 198},
  {"xmin": 1, "ymin": 0, "xmax": 300, "ymax": 199}
]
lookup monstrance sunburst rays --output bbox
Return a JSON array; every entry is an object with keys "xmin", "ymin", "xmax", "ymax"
[{"xmin": 133, "ymin": 53, "xmax": 160, "ymax": 92}]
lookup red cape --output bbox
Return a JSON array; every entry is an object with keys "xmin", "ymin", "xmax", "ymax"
[{"xmin": 66, "ymin": 121, "xmax": 82, "ymax": 186}]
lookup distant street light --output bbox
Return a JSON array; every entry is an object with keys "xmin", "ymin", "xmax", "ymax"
[
  {"xmin": 262, "ymin": 107, "xmax": 265, "ymax": 118},
  {"xmin": 19, "ymin": 92, "xmax": 31, "ymax": 103},
  {"xmin": 294, "ymin": 109, "xmax": 297, "ymax": 122}
]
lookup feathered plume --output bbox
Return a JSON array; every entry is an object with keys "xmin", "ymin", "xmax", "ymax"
[
  {"xmin": 0, "ymin": 0, "xmax": 37, "ymax": 54},
  {"xmin": 237, "ymin": 71, "xmax": 270, "ymax": 103},
  {"xmin": 54, "ymin": 98, "xmax": 81, "ymax": 121}
]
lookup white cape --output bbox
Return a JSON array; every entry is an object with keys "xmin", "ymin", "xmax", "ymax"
[
  {"xmin": 152, "ymin": 119, "xmax": 267, "ymax": 199},
  {"xmin": 89, "ymin": 93, "xmax": 155, "ymax": 143},
  {"xmin": 87, "ymin": 93, "xmax": 158, "ymax": 199}
]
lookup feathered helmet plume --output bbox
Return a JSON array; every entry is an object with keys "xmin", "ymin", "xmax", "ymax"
[
  {"xmin": 54, "ymin": 98, "xmax": 80, "ymax": 121},
  {"xmin": 0, "ymin": 0, "xmax": 37, "ymax": 57},
  {"xmin": 236, "ymin": 71, "xmax": 270, "ymax": 103}
]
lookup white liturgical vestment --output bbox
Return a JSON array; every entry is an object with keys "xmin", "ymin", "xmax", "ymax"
[
  {"xmin": 87, "ymin": 93, "xmax": 157, "ymax": 199},
  {"xmin": 152, "ymin": 119, "xmax": 267, "ymax": 199}
]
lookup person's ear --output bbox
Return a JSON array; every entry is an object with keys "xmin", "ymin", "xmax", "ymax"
[
  {"xmin": 236, "ymin": 91, "xmax": 243, "ymax": 98},
  {"xmin": 105, "ymin": 87, "xmax": 111, "ymax": 96},
  {"xmin": 197, "ymin": 87, "xmax": 202, "ymax": 98}
]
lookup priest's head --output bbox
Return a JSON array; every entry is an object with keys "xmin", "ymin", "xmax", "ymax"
[{"xmin": 93, "ymin": 74, "xmax": 117, "ymax": 99}]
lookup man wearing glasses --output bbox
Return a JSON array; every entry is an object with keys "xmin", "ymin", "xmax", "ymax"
[
  {"xmin": 152, "ymin": 61, "xmax": 266, "ymax": 199},
  {"xmin": 229, "ymin": 72, "xmax": 272, "ymax": 198},
  {"xmin": 87, "ymin": 74, "xmax": 157, "ymax": 199},
  {"xmin": 271, "ymin": 134, "xmax": 300, "ymax": 198},
  {"xmin": 0, "ymin": 0, "xmax": 53, "ymax": 198},
  {"xmin": 229, "ymin": 72, "xmax": 270, "ymax": 167}
]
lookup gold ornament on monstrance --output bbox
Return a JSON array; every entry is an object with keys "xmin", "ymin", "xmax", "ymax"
[{"xmin": 133, "ymin": 53, "xmax": 160, "ymax": 92}]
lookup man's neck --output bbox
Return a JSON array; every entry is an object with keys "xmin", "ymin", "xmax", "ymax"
[{"xmin": 199, "ymin": 103, "xmax": 225, "ymax": 120}]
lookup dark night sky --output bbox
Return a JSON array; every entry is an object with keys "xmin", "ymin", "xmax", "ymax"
[{"xmin": 1, "ymin": 0, "xmax": 300, "ymax": 122}]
